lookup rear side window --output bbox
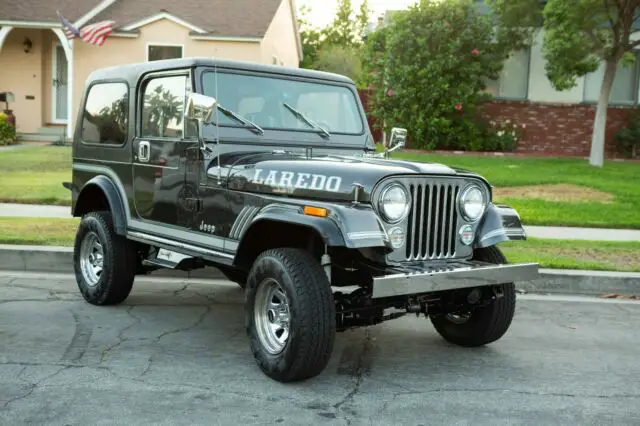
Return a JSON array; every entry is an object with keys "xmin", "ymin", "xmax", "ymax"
[{"xmin": 81, "ymin": 82, "xmax": 129, "ymax": 145}]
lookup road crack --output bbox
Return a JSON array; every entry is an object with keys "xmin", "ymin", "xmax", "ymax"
[
  {"xmin": 100, "ymin": 306, "xmax": 143, "ymax": 363},
  {"xmin": 332, "ymin": 328, "xmax": 376, "ymax": 422},
  {"xmin": 1, "ymin": 365, "xmax": 71, "ymax": 409},
  {"xmin": 173, "ymin": 283, "xmax": 190, "ymax": 296},
  {"xmin": 61, "ymin": 311, "xmax": 93, "ymax": 363},
  {"xmin": 154, "ymin": 304, "xmax": 211, "ymax": 342},
  {"xmin": 136, "ymin": 304, "xmax": 211, "ymax": 378}
]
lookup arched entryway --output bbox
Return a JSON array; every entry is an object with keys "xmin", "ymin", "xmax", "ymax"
[{"xmin": 0, "ymin": 25, "xmax": 73, "ymax": 140}]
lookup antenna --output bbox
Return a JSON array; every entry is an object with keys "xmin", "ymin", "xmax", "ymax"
[{"xmin": 214, "ymin": 49, "xmax": 221, "ymax": 184}]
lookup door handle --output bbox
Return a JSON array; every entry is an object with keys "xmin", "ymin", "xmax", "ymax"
[{"xmin": 138, "ymin": 141, "xmax": 150, "ymax": 163}]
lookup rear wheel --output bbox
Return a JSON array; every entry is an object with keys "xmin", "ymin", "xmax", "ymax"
[
  {"xmin": 73, "ymin": 211, "xmax": 137, "ymax": 305},
  {"xmin": 429, "ymin": 246, "xmax": 516, "ymax": 347},
  {"xmin": 245, "ymin": 248, "xmax": 336, "ymax": 382}
]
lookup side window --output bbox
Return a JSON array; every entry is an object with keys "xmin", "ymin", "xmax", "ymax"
[
  {"xmin": 81, "ymin": 82, "xmax": 128, "ymax": 145},
  {"xmin": 141, "ymin": 75, "xmax": 188, "ymax": 138}
]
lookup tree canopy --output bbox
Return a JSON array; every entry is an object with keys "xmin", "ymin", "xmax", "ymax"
[
  {"xmin": 297, "ymin": 0, "xmax": 370, "ymax": 82},
  {"xmin": 360, "ymin": 0, "xmax": 525, "ymax": 150}
]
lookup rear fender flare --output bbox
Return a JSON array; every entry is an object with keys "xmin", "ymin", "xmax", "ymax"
[{"xmin": 74, "ymin": 175, "xmax": 128, "ymax": 235}]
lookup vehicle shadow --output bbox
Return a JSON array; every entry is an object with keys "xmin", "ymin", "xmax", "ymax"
[{"xmin": 106, "ymin": 281, "xmax": 522, "ymax": 388}]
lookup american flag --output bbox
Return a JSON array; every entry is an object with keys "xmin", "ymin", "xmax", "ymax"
[{"xmin": 57, "ymin": 12, "xmax": 114, "ymax": 46}]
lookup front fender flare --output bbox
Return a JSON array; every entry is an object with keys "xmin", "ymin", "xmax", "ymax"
[
  {"xmin": 475, "ymin": 203, "xmax": 527, "ymax": 248},
  {"xmin": 240, "ymin": 203, "xmax": 391, "ymax": 249},
  {"xmin": 74, "ymin": 175, "xmax": 128, "ymax": 235}
]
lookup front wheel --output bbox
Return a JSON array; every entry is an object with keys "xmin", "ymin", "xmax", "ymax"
[
  {"xmin": 429, "ymin": 246, "xmax": 516, "ymax": 347},
  {"xmin": 245, "ymin": 248, "xmax": 336, "ymax": 382}
]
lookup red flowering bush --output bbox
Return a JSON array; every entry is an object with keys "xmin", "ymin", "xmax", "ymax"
[
  {"xmin": 0, "ymin": 112, "xmax": 17, "ymax": 146},
  {"xmin": 361, "ymin": 0, "xmax": 522, "ymax": 150}
]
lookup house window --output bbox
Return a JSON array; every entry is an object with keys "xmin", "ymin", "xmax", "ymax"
[
  {"xmin": 486, "ymin": 48, "xmax": 530, "ymax": 99},
  {"xmin": 81, "ymin": 82, "xmax": 129, "ymax": 145},
  {"xmin": 147, "ymin": 44, "xmax": 183, "ymax": 61},
  {"xmin": 141, "ymin": 75, "xmax": 188, "ymax": 138},
  {"xmin": 583, "ymin": 57, "xmax": 638, "ymax": 104}
]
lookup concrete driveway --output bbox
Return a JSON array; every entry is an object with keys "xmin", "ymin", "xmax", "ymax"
[{"xmin": 1, "ymin": 271, "xmax": 639, "ymax": 425}]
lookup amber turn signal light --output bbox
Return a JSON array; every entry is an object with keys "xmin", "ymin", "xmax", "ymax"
[{"xmin": 303, "ymin": 206, "xmax": 328, "ymax": 217}]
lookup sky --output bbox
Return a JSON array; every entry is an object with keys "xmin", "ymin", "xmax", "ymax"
[{"xmin": 296, "ymin": 0, "xmax": 417, "ymax": 28}]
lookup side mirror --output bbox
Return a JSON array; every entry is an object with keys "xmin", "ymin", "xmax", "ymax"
[
  {"xmin": 378, "ymin": 127, "xmax": 407, "ymax": 158},
  {"xmin": 185, "ymin": 93, "xmax": 217, "ymax": 123},
  {"xmin": 388, "ymin": 127, "xmax": 407, "ymax": 151},
  {"xmin": 185, "ymin": 93, "xmax": 217, "ymax": 153}
]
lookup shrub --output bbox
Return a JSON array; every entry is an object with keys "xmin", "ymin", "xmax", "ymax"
[
  {"xmin": 0, "ymin": 112, "xmax": 17, "ymax": 146},
  {"xmin": 614, "ymin": 113, "xmax": 640, "ymax": 159},
  {"xmin": 360, "ymin": 0, "xmax": 524, "ymax": 151},
  {"xmin": 482, "ymin": 119, "xmax": 522, "ymax": 152}
]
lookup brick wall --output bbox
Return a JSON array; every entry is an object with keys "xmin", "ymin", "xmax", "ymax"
[
  {"xmin": 479, "ymin": 100, "xmax": 638, "ymax": 158},
  {"xmin": 357, "ymin": 88, "xmax": 383, "ymax": 143},
  {"xmin": 358, "ymin": 88, "xmax": 637, "ymax": 157}
]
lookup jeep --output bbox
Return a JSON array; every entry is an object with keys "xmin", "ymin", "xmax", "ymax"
[{"xmin": 64, "ymin": 57, "xmax": 539, "ymax": 383}]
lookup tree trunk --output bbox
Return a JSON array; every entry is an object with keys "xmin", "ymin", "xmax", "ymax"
[{"xmin": 589, "ymin": 58, "xmax": 617, "ymax": 167}]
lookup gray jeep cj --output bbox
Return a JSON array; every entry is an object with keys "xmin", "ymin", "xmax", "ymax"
[{"xmin": 64, "ymin": 57, "xmax": 539, "ymax": 382}]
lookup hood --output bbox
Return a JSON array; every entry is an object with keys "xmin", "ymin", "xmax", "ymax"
[{"xmin": 218, "ymin": 151, "xmax": 475, "ymax": 202}]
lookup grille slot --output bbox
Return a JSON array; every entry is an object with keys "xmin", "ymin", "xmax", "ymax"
[{"xmin": 405, "ymin": 182, "xmax": 460, "ymax": 260}]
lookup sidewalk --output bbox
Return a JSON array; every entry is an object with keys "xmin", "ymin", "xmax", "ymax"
[{"xmin": 1, "ymin": 202, "xmax": 640, "ymax": 241}]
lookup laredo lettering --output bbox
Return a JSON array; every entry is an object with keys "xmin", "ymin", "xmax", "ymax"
[
  {"xmin": 295, "ymin": 173, "xmax": 311, "ymax": 188},
  {"xmin": 251, "ymin": 168, "xmax": 342, "ymax": 192}
]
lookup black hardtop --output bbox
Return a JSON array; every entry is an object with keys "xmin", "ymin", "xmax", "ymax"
[{"xmin": 85, "ymin": 57, "xmax": 356, "ymax": 87}]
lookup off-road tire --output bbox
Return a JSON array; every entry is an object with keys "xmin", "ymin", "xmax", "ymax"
[
  {"xmin": 245, "ymin": 248, "xmax": 336, "ymax": 382},
  {"xmin": 73, "ymin": 211, "xmax": 137, "ymax": 305},
  {"xmin": 430, "ymin": 246, "xmax": 516, "ymax": 347}
]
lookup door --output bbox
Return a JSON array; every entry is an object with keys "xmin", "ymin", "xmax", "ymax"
[
  {"xmin": 52, "ymin": 44, "xmax": 68, "ymax": 123},
  {"xmin": 132, "ymin": 71, "xmax": 200, "ymax": 227}
]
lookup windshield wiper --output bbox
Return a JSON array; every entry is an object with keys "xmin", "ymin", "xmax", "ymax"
[
  {"xmin": 283, "ymin": 103, "xmax": 330, "ymax": 139},
  {"xmin": 216, "ymin": 104, "xmax": 264, "ymax": 135}
]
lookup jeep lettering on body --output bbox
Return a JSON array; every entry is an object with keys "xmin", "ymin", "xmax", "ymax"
[{"xmin": 64, "ymin": 58, "xmax": 539, "ymax": 383}]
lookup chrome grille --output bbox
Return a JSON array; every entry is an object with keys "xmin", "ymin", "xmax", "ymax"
[{"xmin": 405, "ymin": 182, "xmax": 460, "ymax": 260}]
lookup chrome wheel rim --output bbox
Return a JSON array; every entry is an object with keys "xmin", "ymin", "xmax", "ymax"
[
  {"xmin": 79, "ymin": 231, "xmax": 104, "ymax": 287},
  {"xmin": 254, "ymin": 278, "xmax": 291, "ymax": 355}
]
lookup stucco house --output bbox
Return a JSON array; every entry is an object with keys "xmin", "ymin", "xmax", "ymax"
[{"xmin": 0, "ymin": 0, "xmax": 303, "ymax": 141}]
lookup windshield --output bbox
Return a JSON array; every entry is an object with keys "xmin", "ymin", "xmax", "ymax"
[{"xmin": 201, "ymin": 71, "xmax": 364, "ymax": 135}]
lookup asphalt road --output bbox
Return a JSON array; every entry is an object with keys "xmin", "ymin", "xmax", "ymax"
[{"xmin": 1, "ymin": 271, "xmax": 639, "ymax": 425}]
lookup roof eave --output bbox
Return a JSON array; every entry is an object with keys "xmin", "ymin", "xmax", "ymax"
[
  {"xmin": 74, "ymin": 0, "xmax": 118, "ymax": 27},
  {"xmin": 289, "ymin": 0, "xmax": 303, "ymax": 62},
  {"xmin": 189, "ymin": 32, "xmax": 262, "ymax": 42}
]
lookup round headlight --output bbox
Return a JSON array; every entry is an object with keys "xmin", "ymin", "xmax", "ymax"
[
  {"xmin": 459, "ymin": 185, "xmax": 487, "ymax": 221},
  {"xmin": 378, "ymin": 184, "xmax": 410, "ymax": 223}
]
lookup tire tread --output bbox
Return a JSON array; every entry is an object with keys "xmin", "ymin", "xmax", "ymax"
[
  {"xmin": 74, "ymin": 211, "xmax": 136, "ymax": 305},
  {"xmin": 246, "ymin": 247, "xmax": 335, "ymax": 382},
  {"xmin": 430, "ymin": 246, "xmax": 516, "ymax": 347}
]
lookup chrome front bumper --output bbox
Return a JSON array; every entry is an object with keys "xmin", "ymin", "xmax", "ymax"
[{"xmin": 371, "ymin": 261, "xmax": 539, "ymax": 299}]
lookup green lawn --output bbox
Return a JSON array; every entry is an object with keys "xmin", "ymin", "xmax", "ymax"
[
  {"xmin": 1, "ymin": 146, "xmax": 639, "ymax": 229},
  {"xmin": 501, "ymin": 238, "xmax": 640, "ymax": 273},
  {"xmin": 0, "ymin": 216, "xmax": 637, "ymax": 272},
  {"xmin": 396, "ymin": 152, "xmax": 640, "ymax": 229},
  {"xmin": 0, "ymin": 217, "xmax": 79, "ymax": 246},
  {"xmin": 0, "ymin": 146, "xmax": 71, "ymax": 205}
]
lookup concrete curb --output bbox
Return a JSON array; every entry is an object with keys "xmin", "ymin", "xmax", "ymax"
[
  {"xmin": 1, "ymin": 245, "xmax": 639, "ymax": 296},
  {"xmin": 0, "ymin": 244, "xmax": 226, "ymax": 280}
]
